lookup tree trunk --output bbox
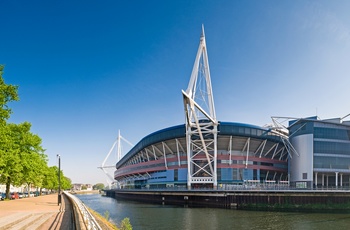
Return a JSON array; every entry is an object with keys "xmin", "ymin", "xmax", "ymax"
[{"xmin": 5, "ymin": 177, "xmax": 11, "ymax": 199}]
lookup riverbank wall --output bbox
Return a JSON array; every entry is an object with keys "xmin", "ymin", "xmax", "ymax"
[{"xmin": 104, "ymin": 189, "xmax": 350, "ymax": 211}]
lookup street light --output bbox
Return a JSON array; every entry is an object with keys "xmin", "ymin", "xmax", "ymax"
[{"xmin": 57, "ymin": 154, "xmax": 61, "ymax": 205}]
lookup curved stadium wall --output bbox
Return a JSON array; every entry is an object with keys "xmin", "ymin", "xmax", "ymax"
[{"xmin": 114, "ymin": 122, "xmax": 288, "ymax": 189}]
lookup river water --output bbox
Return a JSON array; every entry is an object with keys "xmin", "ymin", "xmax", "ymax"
[{"xmin": 76, "ymin": 194, "xmax": 350, "ymax": 230}]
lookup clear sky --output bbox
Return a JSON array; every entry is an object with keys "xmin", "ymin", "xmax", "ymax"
[{"xmin": 1, "ymin": 1, "xmax": 350, "ymax": 185}]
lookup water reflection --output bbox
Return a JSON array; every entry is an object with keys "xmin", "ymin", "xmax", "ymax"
[{"xmin": 76, "ymin": 194, "xmax": 350, "ymax": 230}]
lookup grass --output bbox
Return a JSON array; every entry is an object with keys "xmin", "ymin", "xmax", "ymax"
[{"xmin": 87, "ymin": 207, "xmax": 119, "ymax": 230}]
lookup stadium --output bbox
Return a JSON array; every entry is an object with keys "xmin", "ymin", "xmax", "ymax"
[
  {"xmin": 114, "ymin": 122, "xmax": 289, "ymax": 189},
  {"xmin": 113, "ymin": 27, "xmax": 350, "ymax": 190},
  {"xmin": 113, "ymin": 27, "xmax": 290, "ymax": 189}
]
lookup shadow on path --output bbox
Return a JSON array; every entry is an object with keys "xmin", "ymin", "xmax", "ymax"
[{"xmin": 47, "ymin": 194, "xmax": 75, "ymax": 230}]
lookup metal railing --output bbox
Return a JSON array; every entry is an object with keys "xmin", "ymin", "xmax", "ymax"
[{"xmin": 64, "ymin": 191, "xmax": 102, "ymax": 230}]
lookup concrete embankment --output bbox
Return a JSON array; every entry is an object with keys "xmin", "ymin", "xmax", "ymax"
[{"xmin": 105, "ymin": 189, "xmax": 350, "ymax": 211}]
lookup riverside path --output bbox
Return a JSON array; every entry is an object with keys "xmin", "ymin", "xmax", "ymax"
[{"xmin": 0, "ymin": 193, "xmax": 74, "ymax": 230}]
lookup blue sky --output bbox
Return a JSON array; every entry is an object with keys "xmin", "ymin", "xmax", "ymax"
[{"xmin": 1, "ymin": 1, "xmax": 350, "ymax": 185}]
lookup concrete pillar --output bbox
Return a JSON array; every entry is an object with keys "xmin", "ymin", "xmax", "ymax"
[
  {"xmin": 315, "ymin": 172, "xmax": 318, "ymax": 188},
  {"xmin": 340, "ymin": 173, "xmax": 343, "ymax": 187},
  {"xmin": 322, "ymin": 174, "xmax": 325, "ymax": 186},
  {"xmin": 335, "ymin": 172, "xmax": 339, "ymax": 187},
  {"xmin": 314, "ymin": 172, "xmax": 318, "ymax": 188},
  {"xmin": 326, "ymin": 175, "xmax": 329, "ymax": 187}
]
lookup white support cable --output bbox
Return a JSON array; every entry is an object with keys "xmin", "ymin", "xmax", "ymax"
[
  {"xmin": 162, "ymin": 142, "xmax": 168, "ymax": 169},
  {"xmin": 245, "ymin": 138, "xmax": 250, "ymax": 168},
  {"xmin": 279, "ymin": 148, "xmax": 287, "ymax": 160},
  {"xmin": 176, "ymin": 139, "xmax": 181, "ymax": 166},
  {"xmin": 152, "ymin": 145, "xmax": 164, "ymax": 157},
  {"xmin": 100, "ymin": 130, "xmax": 134, "ymax": 187},
  {"xmin": 101, "ymin": 141, "xmax": 117, "ymax": 168},
  {"xmin": 145, "ymin": 148, "xmax": 156, "ymax": 160},
  {"xmin": 143, "ymin": 150, "xmax": 149, "ymax": 162},
  {"xmin": 163, "ymin": 141, "xmax": 175, "ymax": 155},
  {"xmin": 259, "ymin": 140, "xmax": 267, "ymax": 158},
  {"xmin": 275, "ymin": 146, "xmax": 284, "ymax": 160},
  {"xmin": 254, "ymin": 140, "xmax": 263, "ymax": 156},
  {"xmin": 271, "ymin": 143, "xmax": 279, "ymax": 159},
  {"xmin": 264, "ymin": 143, "xmax": 277, "ymax": 157},
  {"xmin": 341, "ymin": 113, "xmax": 350, "ymax": 123}
]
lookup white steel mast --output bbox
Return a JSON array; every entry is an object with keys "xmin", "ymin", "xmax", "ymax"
[
  {"xmin": 182, "ymin": 25, "xmax": 218, "ymax": 189},
  {"xmin": 99, "ymin": 130, "xmax": 133, "ymax": 187}
]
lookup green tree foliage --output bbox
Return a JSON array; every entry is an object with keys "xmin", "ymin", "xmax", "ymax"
[
  {"xmin": 93, "ymin": 183, "xmax": 105, "ymax": 190},
  {"xmin": 42, "ymin": 166, "xmax": 59, "ymax": 191},
  {"xmin": 0, "ymin": 65, "xmax": 72, "ymax": 198},
  {"xmin": 0, "ymin": 65, "xmax": 19, "ymax": 190},
  {"xmin": 61, "ymin": 176, "xmax": 72, "ymax": 190},
  {"xmin": 42, "ymin": 167, "xmax": 72, "ymax": 191},
  {"xmin": 0, "ymin": 65, "xmax": 19, "ymax": 122},
  {"xmin": 0, "ymin": 122, "xmax": 47, "ymax": 198}
]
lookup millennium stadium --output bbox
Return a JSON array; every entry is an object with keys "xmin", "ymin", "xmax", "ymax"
[{"xmin": 112, "ymin": 27, "xmax": 350, "ymax": 190}]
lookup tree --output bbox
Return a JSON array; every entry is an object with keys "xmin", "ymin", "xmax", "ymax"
[
  {"xmin": 0, "ymin": 65, "xmax": 19, "ymax": 122},
  {"xmin": 42, "ymin": 166, "xmax": 59, "ymax": 191},
  {"xmin": 93, "ymin": 183, "xmax": 105, "ymax": 190},
  {"xmin": 0, "ymin": 122, "xmax": 46, "ymax": 198},
  {"xmin": 0, "ymin": 65, "xmax": 71, "ymax": 197},
  {"xmin": 18, "ymin": 123, "xmax": 47, "ymax": 189},
  {"xmin": 61, "ymin": 176, "xmax": 72, "ymax": 190},
  {"xmin": 0, "ymin": 65, "xmax": 19, "ymax": 188},
  {"xmin": 0, "ymin": 123, "xmax": 24, "ymax": 198}
]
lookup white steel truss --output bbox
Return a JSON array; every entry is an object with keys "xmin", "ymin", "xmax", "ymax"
[
  {"xmin": 270, "ymin": 117, "xmax": 301, "ymax": 158},
  {"xmin": 99, "ymin": 130, "xmax": 133, "ymax": 187},
  {"xmin": 182, "ymin": 26, "xmax": 218, "ymax": 188}
]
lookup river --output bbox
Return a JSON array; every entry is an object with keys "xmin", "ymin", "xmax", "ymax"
[{"xmin": 76, "ymin": 194, "xmax": 350, "ymax": 230}]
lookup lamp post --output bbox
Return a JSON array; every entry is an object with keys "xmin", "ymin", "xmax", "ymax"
[{"xmin": 57, "ymin": 154, "xmax": 61, "ymax": 205}]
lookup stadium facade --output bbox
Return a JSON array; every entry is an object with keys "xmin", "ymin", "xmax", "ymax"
[
  {"xmin": 114, "ymin": 122, "xmax": 288, "ymax": 189},
  {"xmin": 114, "ymin": 27, "xmax": 350, "ymax": 190}
]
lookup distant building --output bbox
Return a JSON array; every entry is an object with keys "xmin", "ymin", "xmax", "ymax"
[
  {"xmin": 72, "ymin": 183, "xmax": 93, "ymax": 191},
  {"xmin": 289, "ymin": 116, "xmax": 350, "ymax": 188}
]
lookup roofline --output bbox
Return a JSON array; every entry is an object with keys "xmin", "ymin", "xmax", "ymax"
[
  {"xmin": 288, "ymin": 117, "xmax": 350, "ymax": 128},
  {"xmin": 116, "ymin": 121, "xmax": 279, "ymax": 168}
]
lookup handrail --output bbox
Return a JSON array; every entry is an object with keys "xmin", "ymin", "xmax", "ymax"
[{"xmin": 64, "ymin": 191, "xmax": 102, "ymax": 230}]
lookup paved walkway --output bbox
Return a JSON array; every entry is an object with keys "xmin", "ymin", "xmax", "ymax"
[{"xmin": 0, "ymin": 193, "xmax": 74, "ymax": 230}]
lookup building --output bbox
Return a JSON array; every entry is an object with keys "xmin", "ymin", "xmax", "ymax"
[
  {"xmin": 289, "ymin": 116, "xmax": 350, "ymax": 188},
  {"xmin": 113, "ymin": 27, "xmax": 349, "ymax": 190},
  {"xmin": 114, "ymin": 27, "xmax": 291, "ymax": 189},
  {"xmin": 72, "ymin": 183, "xmax": 93, "ymax": 191}
]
